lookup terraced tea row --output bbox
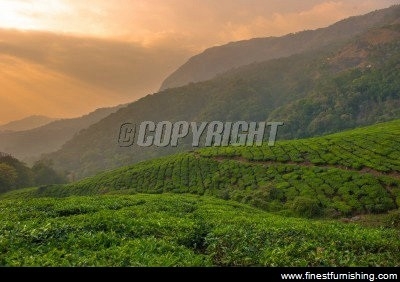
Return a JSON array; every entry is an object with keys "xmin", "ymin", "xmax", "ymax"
[{"xmin": 199, "ymin": 120, "xmax": 400, "ymax": 173}]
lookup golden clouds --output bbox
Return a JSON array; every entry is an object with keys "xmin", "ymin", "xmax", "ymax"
[
  {"xmin": 0, "ymin": 30, "xmax": 192, "ymax": 124},
  {"xmin": 0, "ymin": 54, "xmax": 117, "ymax": 123},
  {"xmin": 1, "ymin": 0, "xmax": 398, "ymax": 49}
]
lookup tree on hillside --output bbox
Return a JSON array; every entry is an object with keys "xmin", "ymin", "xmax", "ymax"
[
  {"xmin": 0, "ymin": 163, "xmax": 18, "ymax": 193},
  {"xmin": 0, "ymin": 154, "xmax": 33, "ymax": 189}
]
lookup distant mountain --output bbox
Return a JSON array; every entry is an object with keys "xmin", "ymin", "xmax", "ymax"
[
  {"xmin": 46, "ymin": 17, "xmax": 400, "ymax": 179},
  {"xmin": 0, "ymin": 116, "xmax": 58, "ymax": 132},
  {"xmin": 160, "ymin": 5, "xmax": 400, "ymax": 91},
  {"xmin": 0, "ymin": 105, "xmax": 125, "ymax": 162}
]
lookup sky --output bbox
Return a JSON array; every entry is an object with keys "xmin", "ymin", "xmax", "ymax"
[{"xmin": 0, "ymin": 0, "xmax": 398, "ymax": 124}]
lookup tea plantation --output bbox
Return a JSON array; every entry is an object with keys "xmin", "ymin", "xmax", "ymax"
[
  {"xmin": 21, "ymin": 120, "xmax": 400, "ymax": 218},
  {"xmin": 1, "ymin": 120, "xmax": 400, "ymax": 266},
  {"xmin": 1, "ymin": 194, "xmax": 399, "ymax": 266}
]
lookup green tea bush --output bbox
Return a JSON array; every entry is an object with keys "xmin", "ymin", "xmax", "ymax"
[
  {"xmin": 385, "ymin": 210, "xmax": 400, "ymax": 228},
  {"xmin": 291, "ymin": 196, "xmax": 322, "ymax": 218}
]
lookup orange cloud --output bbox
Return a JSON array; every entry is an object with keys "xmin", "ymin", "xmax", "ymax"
[{"xmin": 1, "ymin": 0, "xmax": 398, "ymax": 50}]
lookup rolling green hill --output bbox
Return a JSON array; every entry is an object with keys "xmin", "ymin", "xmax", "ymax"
[
  {"xmin": 46, "ymin": 20, "xmax": 400, "ymax": 179},
  {"xmin": 20, "ymin": 119, "xmax": 400, "ymax": 218},
  {"xmin": 1, "ymin": 120, "xmax": 400, "ymax": 266}
]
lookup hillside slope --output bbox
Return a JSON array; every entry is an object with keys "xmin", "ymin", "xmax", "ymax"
[
  {"xmin": 160, "ymin": 5, "xmax": 400, "ymax": 90},
  {"xmin": 46, "ymin": 22, "xmax": 400, "ymax": 179},
  {"xmin": 32, "ymin": 120, "xmax": 400, "ymax": 218}
]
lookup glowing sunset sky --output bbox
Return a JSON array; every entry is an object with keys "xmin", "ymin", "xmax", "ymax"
[
  {"xmin": 1, "ymin": 0, "xmax": 399, "ymax": 49},
  {"xmin": 0, "ymin": 0, "xmax": 398, "ymax": 124}
]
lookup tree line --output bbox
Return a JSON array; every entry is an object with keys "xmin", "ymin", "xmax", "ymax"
[{"xmin": 0, "ymin": 153, "xmax": 67, "ymax": 193}]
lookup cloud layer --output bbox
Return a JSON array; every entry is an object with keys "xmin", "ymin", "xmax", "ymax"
[
  {"xmin": 0, "ymin": 30, "xmax": 192, "ymax": 123},
  {"xmin": 1, "ymin": 0, "xmax": 398, "ymax": 50}
]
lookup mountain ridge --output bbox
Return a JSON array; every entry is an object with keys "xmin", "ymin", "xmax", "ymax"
[
  {"xmin": 0, "ymin": 104, "xmax": 126, "ymax": 162},
  {"xmin": 160, "ymin": 5, "xmax": 400, "ymax": 90},
  {"xmin": 0, "ymin": 115, "xmax": 58, "ymax": 132}
]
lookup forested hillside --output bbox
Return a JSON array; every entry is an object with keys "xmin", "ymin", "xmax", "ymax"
[
  {"xmin": 160, "ymin": 5, "xmax": 400, "ymax": 90},
  {"xmin": 0, "ymin": 153, "xmax": 65, "ymax": 193},
  {"xmin": 47, "ymin": 22, "xmax": 400, "ymax": 179}
]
